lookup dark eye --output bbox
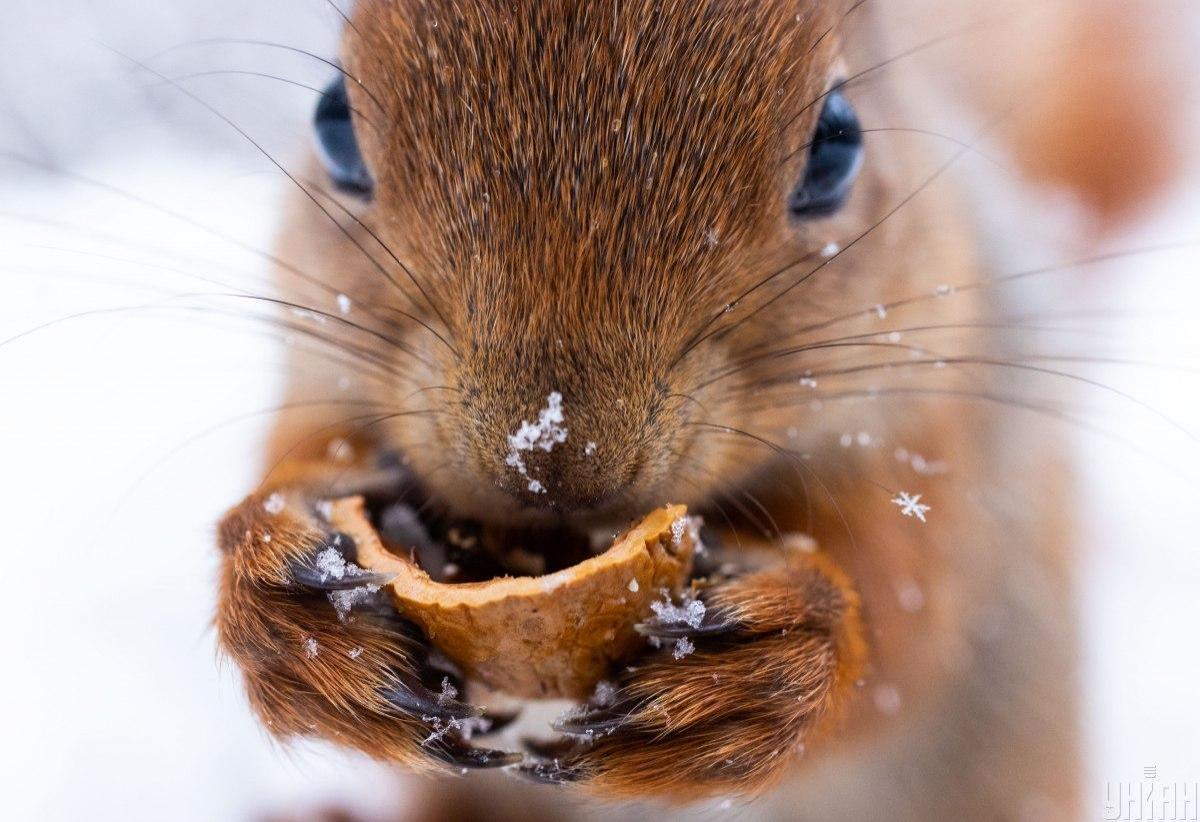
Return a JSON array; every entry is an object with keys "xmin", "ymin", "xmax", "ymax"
[
  {"xmin": 789, "ymin": 89, "xmax": 863, "ymax": 218},
  {"xmin": 314, "ymin": 75, "xmax": 373, "ymax": 197}
]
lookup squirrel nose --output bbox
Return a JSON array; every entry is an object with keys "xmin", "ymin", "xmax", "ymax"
[{"xmin": 492, "ymin": 392, "xmax": 637, "ymax": 512}]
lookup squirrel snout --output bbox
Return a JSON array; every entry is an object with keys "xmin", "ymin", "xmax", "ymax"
[
  {"xmin": 447, "ymin": 386, "xmax": 652, "ymax": 515},
  {"xmin": 491, "ymin": 390, "xmax": 639, "ymax": 513}
]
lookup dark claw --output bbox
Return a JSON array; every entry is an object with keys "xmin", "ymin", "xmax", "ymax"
[
  {"xmin": 521, "ymin": 737, "xmax": 578, "ymax": 760},
  {"xmin": 551, "ymin": 704, "xmax": 630, "ymax": 736},
  {"xmin": 381, "ymin": 676, "xmax": 481, "ymax": 721},
  {"xmin": 290, "ymin": 563, "xmax": 395, "ymax": 591},
  {"xmin": 476, "ymin": 709, "xmax": 521, "ymax": 736},
  {"xmin": 514, "ymin": 758, "xmax": 585, "ymax": 785},
  {"xmin": 288, "ymin": 533, "xmax": 396, "ymax": 591},
  {"xmin": 427, "ymin": 736, "xmax": 523, "ymax": 769},
  {"xmin": 634, "ymin": 606, "xmax": 741, "ymax": 639}
]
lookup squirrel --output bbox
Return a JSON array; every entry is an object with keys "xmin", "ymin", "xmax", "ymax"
[{"xmin": 214, "ymin": 0, "xmax": 1179, "ymax": 816}]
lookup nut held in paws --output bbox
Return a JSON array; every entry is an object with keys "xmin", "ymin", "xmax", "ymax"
[{"xmin": 335, "ymin": 498, "xmax": 698, "ymax": 699}]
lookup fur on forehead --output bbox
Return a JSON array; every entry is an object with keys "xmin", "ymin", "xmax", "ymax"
[{"xmin": 343, "ymin": 0, "xmax": 840, "ymax": 328}]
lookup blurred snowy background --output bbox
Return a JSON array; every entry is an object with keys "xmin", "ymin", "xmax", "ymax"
[{"xmin": 1, "ymin": 1, "xmax": 1197, "ymax": 820}]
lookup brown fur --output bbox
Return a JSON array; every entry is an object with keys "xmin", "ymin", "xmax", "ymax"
[{"xmin": 213, "ymin": 0, "xmax": 1175, "ymax": 814}]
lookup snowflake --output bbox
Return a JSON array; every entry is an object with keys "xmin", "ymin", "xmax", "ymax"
[
  {"xmin": 504, "ymin": 391, "xmax": 568, "ymax": 490},
  {"xmin": 890, "ymin": 491, "xmax": 931, "ymax": 523}
]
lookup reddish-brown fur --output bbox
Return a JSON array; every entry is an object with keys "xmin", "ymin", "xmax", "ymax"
[{"xmin": 214, "ymin": 0, "xmax": 1176, "ymax": 814}]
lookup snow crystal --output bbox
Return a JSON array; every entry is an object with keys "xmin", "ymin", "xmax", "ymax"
[
  {"xmin": 327, "ymin": 584, "xmax": 379, "ymax": 621},
  {"xmin": 303, "ymin": 636, "xmax": 320, "ymax": 659},
  {"xmin": 592, "ymin": 680, "xmax": 619, "ymax": 707},
  {"xmin": 872, "ymin": 304, "xmax": 888, "ymax": 319},
  {"xmin": 584, "ymin": 441, "xmax": 598, "ymax": 457},
  {"xmin": 895, "ymin": 579, "xmax": 925, "ymax": 612},
  {"xmin": 890, "ymin": 491, "xmax": 931, "ymax": 523},
  {"xmin": 672, "ymin": 637, "xmax": 695, "ymax": 660},
  {"xmin": 910, "ymin": 453, "xmax": 949, "ymax": 475},
  {"xmin": 437, "ymin": 676, "xmax": 458, "ymax": 705},
  {"xmin": 337, "ymin": 375, "xmax": 351, "ymax": 391},
  {"xmin": 336, "ymin": 293, "xmax": 352, "ymax": 314},
  {"xmin": 669, "ymin": 515, "xmax": 702, "ymax": 549},
  {"xmin": 347, "ymin": 646, "xmax": 364, "ymax": 659},
  {"xmin": 627, "ymin": 578, "xmax": 639, "ymax": 593},
  {"xmin": 316, "ymin": 500, "xmax": 334, "ymax": 521},
  {"xmin": 260, "ymin": 532, "xmax": 272, "ymax": 543},
  {"xmin": 800, "ymin": 376, "xmax": 818, "ymax": 388},
  {"xmin": 504, "ymin": 391, "xmax": 568, "ymax": 487},
  {"xmin": 873, "ymin": 684, "xmax": 902, "ymax": 715},
  {"xmin": 821, "ymin": 242, "xmax": 840, "ymax": 258},
  {"xmin": 839, "ymin": 433, "xmax": 853, "ymax": 448},
  {"xmin": 704, "ymin": 227, "xmax": 720, "ymax": 248},
  {"xmin": 671, "ymin": 517, "xmax": 687, "ymax": 545},
  {"xmin": 262, "ymin": 492, "xmax": 285, "ymax": 515},
  {"xmin": 314, "ymin": 547, "xmax": 348, "ymax": 580},
  {"xmin": 934, "ymin": 283, "xmax": 954, "ymax": 297},
  {"xmin": 326, "ymin": 437, "xmax": 354, "ymax": 462},
  {"xmin": 651, "ymin": 590, "xmax": 706, "ymax": 630}
]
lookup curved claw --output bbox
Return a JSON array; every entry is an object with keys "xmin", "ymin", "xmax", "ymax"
[
  {"xmin": 552, "ymin": 704, "xmax": 631, "ymax": 736},
  {"xmin": 634, "ymin": 607, "xmax": 741, "ymax": 640},
  {"xmin": 476, "ymin": 709, "xmax": 521, "ymax": 736},
  {"xmin": 288, "ymin": 532, "xmax": 396, "ymax": 591},
  {"xmin": 427, "ymin": 736, "xmax": 523, "ymax": 770},
  {"xmin": 521, "ymin": 736, "xmax": 578, "ymax": 760},
  {"xmin": 514, "ymin": 758, "xmax": 585, "ymax": 785},
  {"xmin": 381, "ymin": 677, "xmax": 481, "ymax": 722}
]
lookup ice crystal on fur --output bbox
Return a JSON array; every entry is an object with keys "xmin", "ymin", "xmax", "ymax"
[
  {"xmin": 336, "ymin": 293, "xmax": 352, "ymax": 314},
  {"xmin": 651, "ymin": 589, "xmax": 706, "ymax": 629},
  {"xmin": 303, "ymin": 636, "xmax": 320, "ymax": 659},
  {"xmin": 673, "ymin": 637, "xmax": 696, "ymax": 660},
  {"xmin": 262, "ymin": 492, "xmax": 285, "ymax": 515},
  {"xmin": 504, "ymin": 391, "xmax": 568, "ymax": 488},
  {"xmin": 891, "ymin": 491, "xmax": 931, "ymax": 523},
  {"xmin": 327, "ymin": 584, "xmax": 379, "ymax": 621}
]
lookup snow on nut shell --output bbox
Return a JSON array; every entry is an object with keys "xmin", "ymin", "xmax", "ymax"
[{"xmin": 337, "ymin": 498, "xmax": 697, "ymax": 699}]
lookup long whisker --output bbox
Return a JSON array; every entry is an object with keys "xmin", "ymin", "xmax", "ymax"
[
  {"xmin": 108, "ymin": 50, "xmax": 458, "ymax": 357},
  {"xmin": 141, "ymin": 37, "xmax": 385, "ymax": 113},
  {"xmin": 164, "ymin": 70, "xmax": 378, "ymax": 131}
]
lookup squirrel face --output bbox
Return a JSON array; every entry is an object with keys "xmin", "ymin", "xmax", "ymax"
[{"xmin": 316, "ymin": 1, "xmax": 885, "ymax": 527}]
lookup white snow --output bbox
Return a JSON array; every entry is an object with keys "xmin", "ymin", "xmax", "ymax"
[
  {"xmin": 335, "ymin": 293, "xmax": 352, "ymax": 315},
  {"xmin": 627, "ymin": 578, "xmax": 639, "ymax": 593},
  {"xmin": 650, "ymin": 590, "xmax": 706, "ymax": 630},
  {"xmin": 303, "ymin": 637, "xmax": 320, "ymax": 659},
  {"xmin": 890, "ymin": 491, "xmax": 931, "ymax": 523},
  {"xmin": 672, "ymin": 637, "xmax": 696, "ymax": 660},
  {"xmin": 592, "ymin": 680, "xmax": 619, "ymax": 707},
  {"xmin": 873, "ymin": 684, "xmax": 902, "ymax": 715},
  {"xmin": 262, "ymin": 492, "xmax": 285, "ymax": 515},
  {"xmin": 436, "ymin": 677, "xmax": 458, "ymax": 705},
  {"xmin": 504, "ymin": 391, "xmax": 568, "ymax": 492},
  {"xmin": 327, "ymin": 585, "xmax": 379, "ymax": 622},
  {"xmin": 314, "ymin": 547, "xmax": 348, "ymax": 580}
]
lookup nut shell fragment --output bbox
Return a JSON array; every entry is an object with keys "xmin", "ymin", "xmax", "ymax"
[{"xmin": 337, "ymin": 498, "xmax": 697, "ymax": 699}]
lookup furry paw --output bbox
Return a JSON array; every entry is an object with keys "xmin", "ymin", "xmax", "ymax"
[
  {"xmin": 518, "ymin": 550, "xmax": 866, "ymax": 800},
  {"xmin": 215, "ymin": 468, "xmax": 520, "ymax": 771}
]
